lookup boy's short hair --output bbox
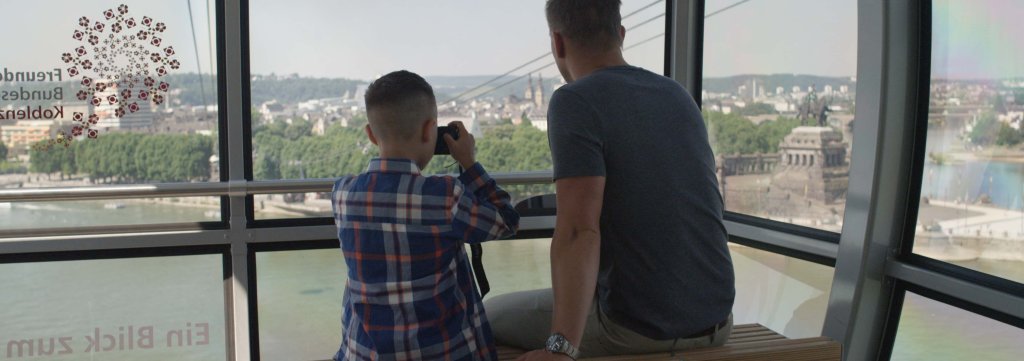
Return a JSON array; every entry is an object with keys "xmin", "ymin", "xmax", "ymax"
[
  {"xmin": 545, "ymin": 0, "xmax": 623, "ymax": 51},
  {"xmin": 364, "ymin": 70, "xmax": 437, "ymax": 141}
]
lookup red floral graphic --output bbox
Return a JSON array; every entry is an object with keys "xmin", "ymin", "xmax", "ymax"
[{"xmin": 38, "ymin": 4, "xmax": 180, "ymax": 151}]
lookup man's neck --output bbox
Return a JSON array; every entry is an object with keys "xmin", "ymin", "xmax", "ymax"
[{"xmin": 569, "ymin": 51, "xmax": 628, "ymax": 81}]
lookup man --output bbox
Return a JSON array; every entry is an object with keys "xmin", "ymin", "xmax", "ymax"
[{"xmin": 485, "ymin": 0, "xmax": 735, "ymax": 359}]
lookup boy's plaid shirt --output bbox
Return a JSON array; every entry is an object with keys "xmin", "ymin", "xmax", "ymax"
[{"xmin": 332, "ymin": 158, "xmax": 520, "ymax": 361}]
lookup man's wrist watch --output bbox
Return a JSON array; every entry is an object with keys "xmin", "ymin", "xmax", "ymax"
[{"xmin": 544, "ymin": 333, "xmax": 580, "ymax": 360}]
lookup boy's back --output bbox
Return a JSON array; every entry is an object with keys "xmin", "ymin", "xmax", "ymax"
[{"xmin": 332, "ymin": 158, "xmax": 519, "ymax": 361}]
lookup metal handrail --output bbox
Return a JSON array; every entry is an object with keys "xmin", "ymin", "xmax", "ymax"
[{"xmin": 0, "ymin": 171, "xmax": 554, "ymax": 202}]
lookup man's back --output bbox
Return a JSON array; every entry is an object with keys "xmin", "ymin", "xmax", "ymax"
[{"xmin": 547, "ymin": 65, "xmax": 735, "ymax": 339}]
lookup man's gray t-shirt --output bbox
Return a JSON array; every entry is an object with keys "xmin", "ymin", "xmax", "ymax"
[{"xmin": 547, "ymin": 65, "xmax": 735, "ymax": 340}]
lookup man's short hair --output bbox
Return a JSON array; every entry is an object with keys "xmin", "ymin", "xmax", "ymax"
[
  {"xmin": 546, "ymin": 0, "xmax": 623, "ymax": 50},
  {"xmin": 364, "ymin": 70, "xmax": 437, "ymax": 141}
]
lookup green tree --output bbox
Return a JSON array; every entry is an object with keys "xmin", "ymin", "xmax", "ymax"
[
  {"xmin": 0, "ymin": 141, "xmax": 7, "ymax": 161},
  {"xmin": 996, "ymin": 123, "xmax": 1024, "ymax": 147},
  {"xmin": 703, "ymin": 111, "xmax": 802, "ymax": 155},
  {"xmin": 734, "ymin": 102, "xmax": 778, "ymax": 117},
  {"xmin": 284, "ymin": 119, "xmax": 313, "ymax": 140},
  {"xmin": 969, "ymin": 112, "xmax": 1000, "ymax": 146}
]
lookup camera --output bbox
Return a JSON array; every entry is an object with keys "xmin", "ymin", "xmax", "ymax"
[{"xmin": 434, "ymin": 124, "xmax": 460, "ymax": 155}]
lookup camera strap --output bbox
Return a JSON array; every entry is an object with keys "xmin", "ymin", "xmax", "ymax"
[{"xmin": 470, "ymin": 243, "xmax": 489, "ymax": 297}]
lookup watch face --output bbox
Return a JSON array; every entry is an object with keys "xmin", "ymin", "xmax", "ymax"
[{"xmin": 545, "ymin": 335, "xmax": 563, "ymax": 352}]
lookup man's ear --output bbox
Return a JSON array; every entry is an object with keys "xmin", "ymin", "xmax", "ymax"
[
  {"xmin": 552, "ymin": 31, "xmax": 567, "ymax": 59},
  {"xmin": 364, "ymin": 124, "xmax": 379, "ymax": 145},
  {"xmin": 618, "ymin": 25, "xmax": 626, "ymax": 45},
  {"xmin": 421, "ymin": 118, "xmax": 436, "ymax": 144}
]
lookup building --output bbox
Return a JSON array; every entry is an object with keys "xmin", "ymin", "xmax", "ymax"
[
  {"xmin": 259, "ymin": 101, "xmax": 287, "ymax": 122},
  {"xmin": 771, "ymin": 126, "xmax": 850, "ymax": 204},
  {"xmin": 93, "ymin": 84, "xmax": 155, "ymax": 130},
  {"xmin": 1, "ymin": 120, "xmax": 57, "ymax": 152}
]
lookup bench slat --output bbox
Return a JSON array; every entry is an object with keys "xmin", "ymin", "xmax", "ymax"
[{"xmin": 496, "ymin": 324, "xmax": 840, "ymax": 361}]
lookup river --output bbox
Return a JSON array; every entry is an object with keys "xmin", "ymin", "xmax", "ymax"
[{"xmin": 1, "ymin": 198, "xmax": 1022, "ymax": 360}]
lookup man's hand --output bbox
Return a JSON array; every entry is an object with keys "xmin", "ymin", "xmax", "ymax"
[
  {"xmin": 515, "ymin": 350, "xmax": 573, "ymax": 361},
  {"xmin": 443, "ymin": 121, "xmax": 476, "ymax": 169}
]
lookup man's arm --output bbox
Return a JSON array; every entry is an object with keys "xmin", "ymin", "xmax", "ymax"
[{"xmin": 518, "ymin": 175, "xmax": 605, "ymax": 361}]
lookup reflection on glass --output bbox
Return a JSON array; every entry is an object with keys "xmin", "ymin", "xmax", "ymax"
[
  {"xmin": 248, "ymin": 0, "xmax": 663, "ymax": 218},
  {"xmin": 702, "ymin": 0, "xmax": 857, "ymax": 232},
  {"xmin": 0, "ymin": 255, "xmax": 226, "ymax": 360},
  {"xmin": 0, "ymin": 1, "xmax": 220, "ymax": 229},
  {"xmin": 730, "ymin": 244, "xmax": 832, "ymax": 338},
  {"xmin": 256, "ymin": 249, "xmax": 345, "ymax": 361},
  {"xmin": 892, "ymin": 291, "xmax": 1024, "ymax": 360},
  {"xmin": 915, "ymin": 0, "xmax": 1024, "ymax": 283},
  {"xmin": 254, "ymin": 241, "xmax": 833, "ymax": 357},
  {"xmin": 254, "ymin": 240, "xmax": 552, "ymax": 360},
  {"xmin": 0, "ymin": 197, "xmax": 221, "ymax": 230}
]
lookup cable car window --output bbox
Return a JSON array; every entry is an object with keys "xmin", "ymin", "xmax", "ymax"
[
  {"xmin": 248, "ymin": 0, "xmax": 666, "ymax": 219},
  {"xmin": 0, "ymin": 1, "xmax": 222, "ymax": 229},
  {"xmin": 915, "ymin": 0, "xmax": 1024, "ymax": 284},
  {"xmin": 702, "ymin": 0, "xmax": 857, "ymax": 232}
]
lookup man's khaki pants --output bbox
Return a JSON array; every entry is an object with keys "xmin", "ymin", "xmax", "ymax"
[{"xmin": 484, "ymin": 289, "xmax": 732, "ymax": 358}]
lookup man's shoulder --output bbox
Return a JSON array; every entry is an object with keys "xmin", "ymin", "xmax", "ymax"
[{"xmin": 558, "ymin": 67, "xmax": 681, "ymax": 100}]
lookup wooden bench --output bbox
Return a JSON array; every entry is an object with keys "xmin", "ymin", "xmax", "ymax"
[{"xmin": 497, "ymin": 324, "xmax": 841, "ymax": 361}]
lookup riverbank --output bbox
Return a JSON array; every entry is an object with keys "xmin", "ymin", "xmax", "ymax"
[{"xmin": 937, "ymin": 147, "xmax": 1024, "ymax": 164}]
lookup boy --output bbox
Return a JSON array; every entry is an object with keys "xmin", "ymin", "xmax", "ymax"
[{"xmin": 332, "ymin": 70, "xmax": 519, "ymax": 361}]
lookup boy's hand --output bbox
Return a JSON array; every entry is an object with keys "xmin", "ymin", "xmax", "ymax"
[{"xmin": 444, "ymin": 121, "xmax": 476, "ymax": 169}]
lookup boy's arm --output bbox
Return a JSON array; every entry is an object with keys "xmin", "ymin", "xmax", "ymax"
[
  {"xmin": 452, "ymin": 162, "xmax": 520, "ymax": 244},
  {"xmin": 443, "ymin": 120, "xmax": 519, "ymax": 243}
]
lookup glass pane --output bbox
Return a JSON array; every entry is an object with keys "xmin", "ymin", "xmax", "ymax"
[
  {"xmin": 0, "ymin": 197, "xmax": 221, "ymax": 231},
  {"xmin": 915, "ymin": 0, "xmax": 1024, "ymax": 283},
  {"xmin": 0, "ymin": 255, "xmax": 226, "ymax": 360},
  {"xmin": 256, "ymin": 240, "xmax": 832, "ymax": 358},
  {"xmin": 249, "ymin": 0, "xmax": 665, "ymax": 182},
  {"xmin": 256, "ymin": 249, "xmax": 344, "ymax": 361},
  {"xmin": 702, "ymin": 0, "xmax": 857, "ymax": 232},
  {"xmin": 255, "ymin": 238, "xmax": 553, "ymax": 360},
  {"xmin": 891, "ymin": 291, "xmax": 1024, "ymax": 360},
  {"xmin": 0, "ymin": 1, "xmax": 221, "ymax": 228},
  {"xmin": 731, "ymin": 244, "xmax": 833, "ymax": 338}
]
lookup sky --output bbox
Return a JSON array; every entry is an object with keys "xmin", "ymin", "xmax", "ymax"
[
  {"xmin": 0, "ymin": 0, "xmax": 1021, "ymax": 82},
  {"xmin": 0, "ymin": 0, "xmax": 217, "ymax": 79}
]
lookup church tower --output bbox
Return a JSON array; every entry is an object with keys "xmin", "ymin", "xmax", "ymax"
[
  {"xmin": 534, "ymin": 73, "xmax": 545, "ymax": 108},
  {"xmin": 525, "ymin": 74, "xmax": 535, "ymax": 101}
]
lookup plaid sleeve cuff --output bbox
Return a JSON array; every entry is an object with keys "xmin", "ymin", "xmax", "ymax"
[{"xmin": 457, "ymin": 162, "xmax": 492, "ymax": 193}]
